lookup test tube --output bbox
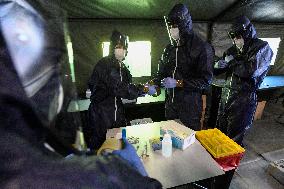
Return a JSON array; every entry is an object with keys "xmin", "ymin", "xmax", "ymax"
[{"xmin": 122, "ymin": 128, "xmax": 126, "ymax": 139}]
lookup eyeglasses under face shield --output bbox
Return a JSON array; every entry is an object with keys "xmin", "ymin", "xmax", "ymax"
[
  {"xmin": 228, "ymin": 23, "xmax": 251, "ymax": 39},
  {"xmin": 228, "ymin": 30, "xmax": 242, "ymax": 39}
]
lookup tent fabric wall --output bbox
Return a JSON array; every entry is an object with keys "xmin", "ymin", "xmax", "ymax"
[
  {"xmin": 68, "ymin": 20, "xmax": 208, "ymax": 97},
  {"xmin": 68, "ymin": 19, "xmax": 283, "ymax": 97}
]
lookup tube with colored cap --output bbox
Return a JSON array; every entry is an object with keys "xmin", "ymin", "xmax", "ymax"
[{"xmin": 122, "ymin": 128, "xmax": 126, "ymax": 139}]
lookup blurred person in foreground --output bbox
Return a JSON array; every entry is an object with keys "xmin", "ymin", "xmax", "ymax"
[{"xmin": 0, "ymin": 1, "xmax": 162, "ymax": 188}]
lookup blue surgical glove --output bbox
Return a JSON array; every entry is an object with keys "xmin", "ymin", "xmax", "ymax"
[
  {"xmin": 225, "ymin": 55, "xmax": 234, "ymax": 62},
  {"xmin": 161, "ymin": 77, "xmax": 177, "ymax": 88},
  {"xmin": 148, "ymin": 85, "xmax": 157, "ymax": 95},
  {"xmin": 144, "ymin": 84, "xmax": 157, "ymax": 95},
  {"xmin": 217, "ymin": 59, "xmax": 228, "ymax": 68},
  {"xmin": 112, "ymin": 138, "xmax": 148, "ymax": 176}
]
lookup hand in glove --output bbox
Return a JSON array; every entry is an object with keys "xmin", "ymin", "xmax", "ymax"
[
  {"xmin": 216, "ymin": 59, "xmax": 228, "ymax": 68},
  {"xmin": 161, "ymin": 77, "xmax": 177, "ymax": 89},
  {"xmin": 225, "ymin": 55, "xmax": 234, "ymax": 62},
  {"xmin": 144, "ymin": 84, "xmax": 157, "ymax": 96},
  {"xmin": 153, "ymin": 86, "xmax": 161, "ymax": 97},
  {"xmin": 112, "ymin": 138, "xmax": 148, "ymax": 176}
]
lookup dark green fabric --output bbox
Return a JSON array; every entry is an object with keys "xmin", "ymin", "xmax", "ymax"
[{"xmin": 68, "ymin": 20, "xmax": 209, "ymax": 97}]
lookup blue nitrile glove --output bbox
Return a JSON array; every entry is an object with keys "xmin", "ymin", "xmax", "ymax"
[
  {"xmin": 112, "ymin": 138, "xmax": 148, "ymax": 176},
  {"xmin": 225, "ymin": 55, "xmax": 234, "ymax": 62},
  {"xmin": 144, "ymin": 84, "xmax": 157, "ymax": 95},
  {"xmin": 217, "ymin": 59, "xmax": 228, "ymax": 68},
  {"xmin": 161, "ymin": 77, "xmax": 177, "ymax": 88}
]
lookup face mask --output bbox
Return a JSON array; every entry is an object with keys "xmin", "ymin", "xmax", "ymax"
[
  {"xmin": 114, "ymin": 48, "xmax": 126, "ymax": 61},
  {"xmin": 234, "ymin": 37, "xmax": 244, "ymax": 52},
  {"xmin": 169, "ymin": 27, "xmax": 180, "ymax": 40}
]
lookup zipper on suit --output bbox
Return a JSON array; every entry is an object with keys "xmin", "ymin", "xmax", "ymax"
[
  {"xmin": 115, "ymin": 61, "xmax": 123, "ymax": 122},
  {"xmin": 172, "ymin": 40, "xmax": 179, "ymax": 103}
]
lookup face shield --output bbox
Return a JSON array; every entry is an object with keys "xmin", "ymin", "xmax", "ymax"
[
  {"xmin": 228, "ymin": 29, "xmax": 245, "ymax": 52},
  {"xmin": 163, "ymin": 16, "xmax": 174, "ymax": 45},
  {"xmin": 110, "ymin": 30, "xmax": 129, "ymax": 61},
  {"xmin": 164, "ymin": 16, "xmax": 181, "ymax": 44},
  {"xmin": 228, "ymin": 30, "xmax": 242, "ymax": 40},
  {"xmin": 0, "ymin": 1, "xmax": 81, "ymax": 132},
  {"xmin": 228, "ymin": 16, "xmax": 255, "ymax": 52},
  {"xmin": 164, "ymin": 5, "xmax": 191, "ymax": 44}
]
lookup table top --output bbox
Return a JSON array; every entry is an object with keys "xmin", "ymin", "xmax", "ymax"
[
  {"xmin": 212, "ymin": 75, "xmax": 284, "ymax": 90},
  {"xmin": 67, "ymin": 89, "xmax": 165, "ymax": 112},
  {"xmin": 68, "ymin": 76, "xmax": 284, "ymax": 112},
  {"xmin": 106, "ymin": 121, "xmax": 224, "ymax": 188},
  {"xmin": 144, "ymin": 140, "xmax": 224, "ymax": 188}
]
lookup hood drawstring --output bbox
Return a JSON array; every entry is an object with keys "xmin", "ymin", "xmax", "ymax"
[{"xmin": 171, "ymin": 39, "xmax": 179, "ymax": 103}]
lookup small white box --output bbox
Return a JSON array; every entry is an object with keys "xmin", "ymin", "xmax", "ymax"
[{"xmin": 160, "ymin": 120, "xmax": 196, "ymax": 150}]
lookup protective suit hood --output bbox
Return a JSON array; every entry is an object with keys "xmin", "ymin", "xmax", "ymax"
[
  {"xmin": 0, "ymin": 0, "xmax": 68, "ymax": 127},
  {"xmin": 229, "ymin": 16, "xmax": 257, "ymax": 48},
  {"xmin": 167, "ymin": 4, "xmax": 193, "ymax": 37}
]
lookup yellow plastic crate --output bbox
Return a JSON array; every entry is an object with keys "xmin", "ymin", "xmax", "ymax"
[{"xmin": 196, "ymin": 128, "xmax": 245, "ymax": 158}]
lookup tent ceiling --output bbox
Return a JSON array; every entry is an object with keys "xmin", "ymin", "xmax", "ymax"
[{"xmin": 55, "ymin": 0, "xmax": 284, "ymax": 23}]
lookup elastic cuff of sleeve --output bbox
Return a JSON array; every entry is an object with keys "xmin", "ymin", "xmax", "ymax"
[
  {"xmin": 148, "ymin": 80, "xmax": 155, "ymax": 85},
  {"xmin": 143, "ymin": 86, "xmax": 149, "ymax": 93},
  {"xmin": 176, "ymin": 80, "xmax": 184, "ymax": 88}
]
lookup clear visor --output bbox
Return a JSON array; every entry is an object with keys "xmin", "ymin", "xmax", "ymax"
[
  {"xmin": 0, "ymin": 1, "xmax": 82, "ymax": 136},
  {"xmin": 228, "ymin": 31, "xmax": 242, "ymax": 39}
]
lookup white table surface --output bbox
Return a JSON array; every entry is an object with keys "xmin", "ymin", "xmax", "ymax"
[
  {"xmin": 106, "ymin": 121, "xmax": 224, "ymax": 188},
  {"xmin": 143, "ymin": 140, "xmax": 224, "ymax": 188}
]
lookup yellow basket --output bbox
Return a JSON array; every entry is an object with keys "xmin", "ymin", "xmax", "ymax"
[{"xmin": 196, "ymin": 128, "xmax": 245, "ymax": 158}]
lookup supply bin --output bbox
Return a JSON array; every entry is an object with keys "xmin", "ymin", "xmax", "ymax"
[{"xmin": 196, "ymin": 128, "xmax": 245, "ymax": 171}]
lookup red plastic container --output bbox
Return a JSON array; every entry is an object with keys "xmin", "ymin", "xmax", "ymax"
[
  {"xmin": 196, "ymin": 129, "xmax": 245, "ymax": 171},
  {"xmin": 215, "ymin": 152, "xmax": 244, "ymax": 171}
]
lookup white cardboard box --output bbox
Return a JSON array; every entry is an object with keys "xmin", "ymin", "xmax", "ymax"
[{"xmin": 160, "ymin": 120, "xmax": 196, "ymax": 150}]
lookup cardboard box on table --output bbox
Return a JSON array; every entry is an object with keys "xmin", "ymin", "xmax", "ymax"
[
  {"xmin": 160, "ymin": 120, "xmax": 196, "ymax": 150},
  {"xmin": 104, "ymin": 120, "xmax": 196, "ymax": 155}
]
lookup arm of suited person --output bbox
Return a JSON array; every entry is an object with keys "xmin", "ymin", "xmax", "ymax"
[
  {"xmin": 183, "ymin": 44, "xmax": 214, "ymax": 91},
  {"xmin": 0, "ymin": 128, "xmax": 162, "ymax": 189}
]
